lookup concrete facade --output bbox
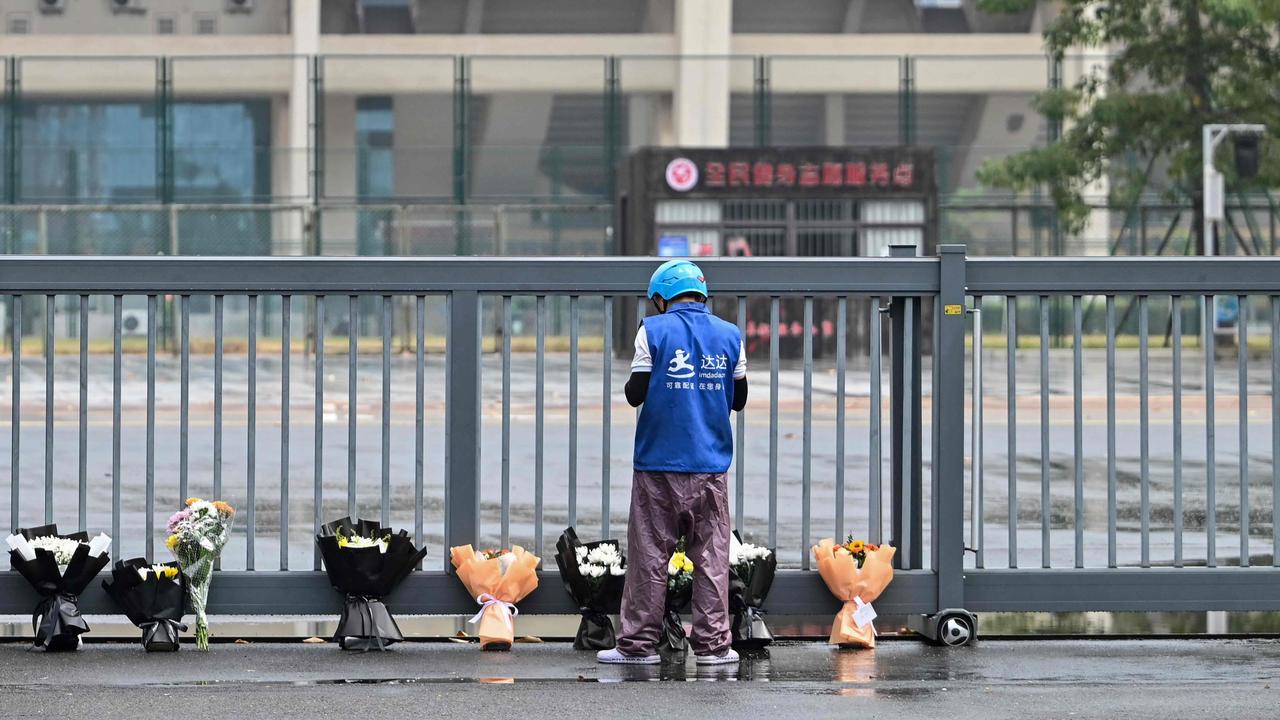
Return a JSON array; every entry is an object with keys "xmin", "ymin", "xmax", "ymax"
[{"xmin": 0, "ymin": 0, "xmax": 1080, "ymax": 252}]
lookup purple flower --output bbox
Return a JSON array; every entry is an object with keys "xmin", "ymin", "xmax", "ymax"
[{"xmin": 167, "ymin": 508, "xmax": 192, "ymax": 532}]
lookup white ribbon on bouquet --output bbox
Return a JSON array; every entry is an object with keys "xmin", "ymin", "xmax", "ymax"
[{"xmin": 469, "ymin": 593, "xmax": 519, "ymax": 630}]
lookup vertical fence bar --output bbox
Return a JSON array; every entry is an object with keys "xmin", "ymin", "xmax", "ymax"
[
  {"xmin": 1006, "ymin": 295, "xmax": 1017, "ymax": 567},
  {"xmin": 78, "ymin": 295, "xmax": 87, "ymax": 532},
  {"xmin": 1238, "ymin": 295, "xmax": 1249, "ymax": 567},
  {"xmin": 1273, "ymin": 295, "xmax": 1279, "ymax": 567},
  {"xmin": 1173, "ymin": 295, "xmax": 1184, "ymax": 567},
  {"xmin": 835, "ymin": 296, "xmax": 847, "ymax": 541},
  {"xmin": 735, "ymin": 296, "xmax": 747, "ymax": 531},
  {"xmin": 381, "ymin": 295, "xmax": 391, "ymax": 527},
  {"xmin": 179, "ymin": 295, "xmax": 189, "ymax": 502},
  {"xmin": 936, "ymin": 246, "xmax": 968, "ymax": 610},
  {"xmin": 898, "ymin": 295, "xmax": 917, "ymax": 569},
  {"xmin": 535, "ymin": 295, "xmax": 546, "ymax": 556},
  {"xmin": 347, "ymin": 295, "xmax": 357, "ymax": 520},
  {"xmin": 1205, "ymin": 294, "xmax": 1217, "ymax": 567},
  {"xmin": 769, "ymin": 296, "xmax": 780, "ymax": 548},
  {"xmin": 246, "ymin": 295, "xmax": 257, "ymax": 569},
  {"xmin": 43, "ymin": 295, "xmax": 53, "ymax": 525},
  {"xmin": 801, "ymin": 297, "xmax": 813, "ymax": 569},
  {"xmin": 112, "ymin": 296, "xmax": 122, "ymax": 549},
  {"xmin": 569, "ymin": 295, "xmax": 579, "ymax": 528},
  {"xmin": 870, "ymin": 296, "xmax": 883, "ymax": 544},
  {"xmin": 602, "ymin": 296, "xmax": 613, "ymax": 539},
  {"xmin": 146, "ymin": 294, "xmax": 157, "ymax": 559},
  {"xmin": 313, "ymin": 296, "xmax": 325, "ymax": 571},
  {"xmin": 1106, "ymin": 295, "xmax": 1117, "ymax": 568},
  {"xmin": 9, "ymin": 294, "xmax": 19, "ymax": 532},
  {"xmin": 214, "ymin": 295, "xmax": 224, "ymax": 504},
  {"xmin": 971, "ymin": 299, "xmax": 984, "ymax": 568},
  {"xmin": 445, "ymin": 290, "xmax": 482, "ymax": 559},
  {"xmin": 501, "ymin": 295, "xmax": 512, "ymax": 548},
  {"xmin": 280, "ymin": 295, "xmax": 291, "ymax": 571},
  {"xmin": 1139, "ymin": 295, "xmax": 1150, "ymax": 567},
  {"xmin": 415, "ymin": 296, "xmax": 425, "ymax": 566},
  {"xmin": 1039, "ymin": 295, "xmax": 1049, "ymax": 568},
  {"xmin": 1072, "ymin": 295, "xmax": 1084, "ymax": 568}
]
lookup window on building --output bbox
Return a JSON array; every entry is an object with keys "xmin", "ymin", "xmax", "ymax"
[
  {"xmin": 356, "ymin": 96, "xmax": 394, "ymax": 200},
  {"xmin": 172, "ymin": 100, "xmax": 272, "ymax": 202},
  {"xmin": 356, "ymin": 96, "xmax": 395, "ymax": 255}
]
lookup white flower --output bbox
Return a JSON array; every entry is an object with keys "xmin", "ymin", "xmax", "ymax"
[
  {"xmin": 587, "ymin": 545, "xmax": 620, "ymax": 565},
  {"xmin": 191, "ymin": 501, "xmax": 216, "ymax": 516},
  {"xmin": 667, "ymin": 561, "xmax": 679, "ymax": 576},
  {"xmin": 575, "ymin": 546, "xmax": 589, "ymax": 560},
  {"xmin": 29, "ymin": 536, "xmax": 82, "ymax": 566},
  {"xmin": 609, "ymin": 564, "xmax": 626, "ymax": 576}
]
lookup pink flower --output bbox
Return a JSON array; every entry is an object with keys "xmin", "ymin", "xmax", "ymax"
[{"xmin": 166, "ymin": 508, "xmax": 192, "ymax": 533}]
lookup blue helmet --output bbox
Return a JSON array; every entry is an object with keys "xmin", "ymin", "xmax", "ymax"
[{"xmin": 647, "ymin": 259, "xmax": 708, "ymax": 302}]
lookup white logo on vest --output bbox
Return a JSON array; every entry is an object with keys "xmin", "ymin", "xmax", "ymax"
[{"xmin": 666, "ymin": 349, "xmax": 696, "ymax": 379}]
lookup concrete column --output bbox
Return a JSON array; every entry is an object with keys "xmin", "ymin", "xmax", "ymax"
[
  {"xmin": 674, "ymin": 0, "xmax": 730, "ymax": 147},
  {"xmin": 285, "ymin": 0, "xmax": 320, "ymax": 255},
  {"xmin": 322, "ymin": 94, "xmax": 358, "ymax": 254},
  {"xmin": 824, "ymin": 95, "xmax": 845, "ymax": 145}
]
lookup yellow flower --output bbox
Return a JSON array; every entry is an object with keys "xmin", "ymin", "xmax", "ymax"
[
  {"xmin": 185, "ymin": 497, "xmax": 202, "ymax": 507},
  {"xmin": 670, "ymin": 551, "xmax": 687, "ymax": 568},
  {"xmin": 847, "ymin": 540, "xmax": 865, "ymax": 554},
  {"xmin": 682, "ymin": 559, "xmax": 694, "ymax": 573},
  {"xmin": 213, "ymin": 500, "xmax": 235, "ymax": 516},
  {"xmin": 165, "ymin": 534, "xmax": 179, "ymax": 551},
  {"xmin": 162, "ymin": 566, "xmax": 179, "ymax": 579},
  {"xmin": 337, "ymin": 534, "xmax": 349, "ymax": 548}
]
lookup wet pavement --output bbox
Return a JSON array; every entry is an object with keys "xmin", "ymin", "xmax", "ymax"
[{"xmin": 1, "ymin": 639, "xmax": 1278, "ymax": 718}]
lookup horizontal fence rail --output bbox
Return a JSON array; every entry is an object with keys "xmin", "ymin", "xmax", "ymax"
[{"xmin": 4, "ymin": 252, "xmax": 1280, "ymax": 619}]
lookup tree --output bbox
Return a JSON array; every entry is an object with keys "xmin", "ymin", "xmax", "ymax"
[{"xmin": 975, "ymin": 0, "xmax": 1280, "ymax": 252}]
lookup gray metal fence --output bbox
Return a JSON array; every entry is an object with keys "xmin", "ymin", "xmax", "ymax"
[{"xmin": 2, "ymin": 251, "xmax": 1280, "ymax": 620}]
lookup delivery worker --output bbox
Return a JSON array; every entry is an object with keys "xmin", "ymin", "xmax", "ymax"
[{"xmin": 597, "ymin": 259, "xmax": 748, "ymax": 666}]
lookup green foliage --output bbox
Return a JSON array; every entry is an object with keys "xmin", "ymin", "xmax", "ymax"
[{"xmin": 974, "ymin": 0, "xmax": 1280, "ymax": 237}]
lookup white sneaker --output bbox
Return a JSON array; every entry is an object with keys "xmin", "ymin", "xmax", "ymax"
[
  {"xmin": 694, "ymin": 648, "xmax": 740, "ymax": 666},
  {"xmin": 597, "ymin": 648, "xmax": 661, "ymax": 665}
]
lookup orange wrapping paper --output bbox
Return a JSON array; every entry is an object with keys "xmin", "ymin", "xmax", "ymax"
[
  {"xmin": 811, "ymin": 539, "xmax": 895, "ymax": 648},
  {"xmin": 449, "ymin": 544, "xmax": 541, "ymax": 650}
]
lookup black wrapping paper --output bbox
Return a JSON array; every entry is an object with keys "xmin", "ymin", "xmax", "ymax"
[
  {"xmin": 9, "ymin": 524, "xmax": 110, "ymax": 651},
  {"xmin": 554, "ymin": 527, "xmax": 625, "ymax": 651},
  {"xmin": 657, "ymin": 575, "xmax": 693, "ymax": 663},
  {"xmin": 316, "ymin": 517, "xmax": 428, "ymax": 651},
  {"xmin": 335, "ymin": 596, "xmax": 403, "ymax": 651},
  {"xmin": 729, "ymin": 532, "xmax": 777, "ymax": 651},
  {"xmin": 101, "ymin": 558, "xmax": 188, "ymax": 651}
]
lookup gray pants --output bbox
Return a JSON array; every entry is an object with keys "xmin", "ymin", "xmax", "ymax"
[{"xmin": 617, "ymin": 470, "xmax": 731, "ymax": 657}]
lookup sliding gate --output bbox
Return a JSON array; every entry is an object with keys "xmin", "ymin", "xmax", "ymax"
[{"xmin": 2, "ymin": 251, "xmax": 1280, "ymax": 631}]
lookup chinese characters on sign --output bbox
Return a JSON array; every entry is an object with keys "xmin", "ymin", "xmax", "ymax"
[{"xmin": 701, "ymin": 160, "xmax": 915, "ymax": 190}]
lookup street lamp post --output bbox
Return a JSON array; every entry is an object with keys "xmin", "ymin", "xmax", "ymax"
[
  {"xmin": 1202, "ymin": 123, "xmax": 1265, "ymax": 256},
  {"xmin": 1202, "ymin": 124, "xmax": 1265, "ymax": 342}
]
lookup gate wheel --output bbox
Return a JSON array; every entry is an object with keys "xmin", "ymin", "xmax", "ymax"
[{"xmin": 936, "ymin": 612, "xmax": 976, "ymax": 647}]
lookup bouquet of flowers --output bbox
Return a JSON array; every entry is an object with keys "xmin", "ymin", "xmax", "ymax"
[
  {"xmin": 728, "ymin": 531, "xmax": 776, "ymax": 651},
  {"xmin": 658, "ymin": 538, "xmax": 695, "ymax": 662},
  {"xmin": 316, "ymin": 517, "xmax": 428, "ymax": 651},
  {"xmin": 449, "ymin": 544, "xmax": 540, "ymax": 651},
  {"xmin": 554, "ymin": 527, "xmax": 626, "ymax": 650},
  {"xmin": 812, "ymin": 536, "xmax": 895, "ymax": 649},
  {"xmin": 6, "ymin": 524, "xmax": 112, "ymax": 651},
  {"xmin": 101, "ymin": 558, "xmax": 188, "ymax": 651},
  {"xmin": 166, "ymin": 497, "xmax": 235, "ymax": 650}
]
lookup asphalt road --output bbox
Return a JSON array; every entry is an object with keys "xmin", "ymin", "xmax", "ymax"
[
  {"xmin": 0, "ymin": 640, "xmax": 1277, "ymax": 719},
  {"xmin": 0, "ymin": 349, "xmax": 1275, "ymax": 570}
]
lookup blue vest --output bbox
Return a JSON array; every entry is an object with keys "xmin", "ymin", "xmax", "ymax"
[{"xmin": 634, "ymin": 303, "xmax": 742, "ymax": 473}]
